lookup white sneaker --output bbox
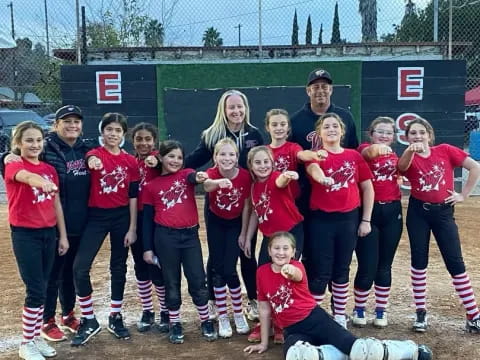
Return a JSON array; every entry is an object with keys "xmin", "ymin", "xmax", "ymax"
[
  {"xmin": 218, "ymin": 316, "xmax": 233, "ymax": 338},
  {"xmin": 334, "ymin": 314, "xmax": 347, "ymax": 329},
  {"xmin": 233, "ymin": 313, "xmax": 250, "ymax": 334},
  {"xmin": 208, "ymin": 300, "xmax": 218, "ymax": 321},
  {"xmin": 19, "ymin": 342, "xmax": 45, "ymax": 360},
  {"xmin": 373, "ymin": 310, "xmax": 388, "ymax": 328},
  {"xmin": 34, "ymin": 337, "xmax": 56, "ymax": 357},
  {"xmin": 351, "ymin": 308, "xmax": 367, "ymax": 327},
  {"xmin": 245, "ymin": 300, "xmax": 259, "ymax": 321},
  {"xmin": 286, "ymin": 341, "xmax": 319, "ymax": 360}
]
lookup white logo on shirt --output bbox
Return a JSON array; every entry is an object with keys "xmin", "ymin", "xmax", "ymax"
[
  {"xmin": 373, "ymin": 159, "xmax": 397, "ymax": 182},
  {"xmin": 267, "ymin": 284, "xmax": 294, "ymax": 314},
  {"xmin": 417, "ymin": 162, "xmax": 446, "ymax": 192},
  {"xmin": 326, "ymin": 161, "xmax": 356, "ymax": 192},
  {"xmin": 159, "ymin": 179, "xmax": 187, "ymax": 210},
  {"xmin": 99, "ymin": 166, "xmax": 127, "ymax": 194},
  {"xmin": 275, "ymin": 155, "xmax": 291, "ymax": 173},
  {"xmin": 215, "ymin": 187, "xmax": 242, "ymax": 211},
  {"xmin": 306, "ymin": 131, "xmax": 322, "ymax": 151},
  {"xmin": 255, "ymin": 191, "xmax": 272, "ymax": 223},
  {"xmin": 139, "ymin": 166, "xmax": 147, "ymax": 192},
  {"xmin": 31, "ymin": 174, "xmax": 55, "ymax": 204}
]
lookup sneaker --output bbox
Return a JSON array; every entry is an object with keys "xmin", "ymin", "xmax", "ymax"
[
  {"xmin": 201, "ymin": 319, "xmax": 218, "ymax": 342},
  {"xmin": 19, "ymin": 341, "xmax": 45, "ymax": 360},
  {"xmin": 418, "ymin": 344, "xmax": 433, "ymax": 360},
  {"xmin": 286, "ymin": 341, "xmax": 320, "ymax": 360},
  {"xmin": 34, "ymin": 338, "xmax": 56, "ymax": 358},
  {"xmin": 245, "ymin": 299, "xmax": 259, "ymax": 321},
  {"xmin": 334, "ymin": 314, "xmax": 347, "ymax": 329},
  {"xmin": 207, "ymin": 300, "xmax": 218, "ymax": 321},
  {"xmin": 41, "ymin": 318, "xmax": 67, "ymax": 342},
  {"xmin": 108, "ymin": 313, "xmax": 130, "ymax": 339},
  {"xmin": 413, "ymin": 310, "xmax": 428, "ymax": 332},
  {"xmin": 247, "ymin": 323, "xmax": 261, "ymax": 343},
  {"xmin": 352, "ymin": 308, "xmax": 367, "ymax": 328},
  {"xmin": 60, "ymin": 311, "xmax": 80, "ymax": 333},
  {"xmin": 71, "ymin": 317, "xmax": 101, "ymax": 346},
  {"xmin": 137, "ymin": 310, "xmax": 155, "ymax": 332},
  {"xmin": 466, "ymin": 316, "xmax": 480, "ymax": 333},
  {"xmin": 218, "ymin": 316, "xmax": 233, "ymax": 338},
  {"xmin": 169, "ymin": 322, "xmax": 184, "ymax": 344},
  {"xmin": 273, "ymin": 324, "xmax": 284, "ymax": 345},
  {"xmin": 373, "ymin": 309, "xmax": 388, "ymax": 328},
  {"xmin": 233, "ymin": 313, "xmax": 250, "ymax": 335},
  {"xmin": 157, "ymin": 311, "xmax": 169, "ymax": 333}
]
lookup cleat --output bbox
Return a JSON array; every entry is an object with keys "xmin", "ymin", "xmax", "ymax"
[
  {"xmin": 201, "ymin": 319, "xmax": 218, "ymax": 342},
  {"xmin": 245, "ymin": 300, "xmax": 259, "ymax": 321},
  {"xmin": 273, "ymin": 324, "xmax": 284, "ymax": 344},
  {"xmin": 247, "ymin": 323, "xmax": 261, "ymax": 343},
  {"xmin": 169, "ymin": 322, "xmax": 184, "ymax": 344},
  {"xmin": 413, "ymin": 310, "xmax": 427, "ymax": 333},
  {"xmin": 334, "ymin": 314, "xmax": 348, "ymax": 329},
  {"xmin": 136, "ymin": 310, "xmax": 155, "ymax": 332},
  {"xmin": 207, "ymin": 300, "xmax": 218, "ymax": 321},
  {"xmin": 157, "ymin": 311, "xmax": 169, "ymax": 333},
  {"xmin": 286, "ymin": 341, "xmax": 320, "ymax": 360},
  {"xmin": 19, "ymin": 341, "xmax": 45, "ymax": 360},
  {"xmin": 233, "ymin": 313, "xmax": 250, "ymax": 335},
  {"xmin": 60, "ymin": 311, "xmax": 80, "ymax": 333},
  {"xmin": 373, "ymin": 309, "xmax": 388, "ymax": 328},
  {"xmin": 108, "ymin": 313, "xmax": 130, "ymax": 339},
  {"xmin": 218, "ymin": 316, "xmax": 233, "ymax": 338},
  {"xmin": 34, "ymin": 338, "xmax": 56, "ymax": 358},
  {"xmin": 418, "ymin": 344, "xmax": 433, "ymax": 360},
  {"xmin": 70, "ymin": 317, "xmax": 101, "ymax": 346},
  {"xmin": 352, "ymin": 308, "xmax": 367, "ymax": 328},
  {"xmin": 466, "ymin": 316, "xmax": 480, "ymax": 333},
  {"xmin": 41, "ymin": 318, "xmax": 67, "ymax": 342}
]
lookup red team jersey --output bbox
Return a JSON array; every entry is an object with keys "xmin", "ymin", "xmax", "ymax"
[
  {"xmin": 358, "ymin": 143, "xmax": 401, "ymax": 202},
  {"xmin": 143, "ymin": 168, "xmax": 199, "ymax": 228},
  {"xmin": 251, "ymin": 171, "xmax": 303, "ymax": 236},
  {"xmin": 268, "ymin": 142, "xmax": 302, "ymax": 198},
  {"xmin": 401, "ymin": 144, "xmax": 467, "ymax": 203},
  {"xmin": 306, "ymin": 149, "xmax": 372, "ymax": 213},
  {"xmin": 257, "ymin": 260, "xmax": 316, "ymax": 329},
  {"xmin": 5, "ymin": 159, "xmax": 59, "ymax": 228},
  {"xmin": 206, "ymin": 167, "xmax": 252, "ymax": 220},
  {"xmin": 137, "ymin": 151, "xmax": 161, "ymax": 211},
  {"xmin": 87, "ymin": 147, "xmax": 140, "ymax": 208}
]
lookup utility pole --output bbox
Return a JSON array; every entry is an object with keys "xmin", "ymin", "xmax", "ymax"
[
  {"xmin": 258, "ymin": 0, "xmax": 262, "ymax": 61},
  {"xmin": 448, "ymin": 0, "xmax": 452, "ymax": 59},
  {"xmin": 234, "ymin": 24, "xmax": 242, "ymax": 46},
  {"xmin": 7, "ymin": 1, "xmax": 17, "ymax": 102},
  {"xmin": 76, "ymin": 0, "xmax": 81, "ymax": 64},
  {"xmin": 7, "ymin": 2, "xmax": 15, "ymax": 39},
  {"xmin": 433, "ymin": 0, "xmax": 438, "ymax": 42},
  {"xmin": 44, "ymin": 0, "xmax": 50, "ymax": 55}
]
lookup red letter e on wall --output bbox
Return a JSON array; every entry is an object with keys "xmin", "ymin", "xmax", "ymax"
[
  {"xmin": 398, "ymin": 67, "xmax": 424, "ymax": 100},
  {"xmin": 96, "ymin": 71, "xmax": 122, "ymax": 104}
]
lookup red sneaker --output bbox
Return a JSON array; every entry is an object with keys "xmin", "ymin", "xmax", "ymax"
[
  {"xmin": 247, "ymin": 323, "xmax": 261, "ymax": 343},
  {"xmin": 273, "ymin": 324, "xmax": 284, "ymax": 344},
  {"xmin": 60, "ymin": 311, "xmax": 80, "ymax": 333},
  {"xmin": 41, "ymin": 318, "xmax": 67, "ymax": 342}
]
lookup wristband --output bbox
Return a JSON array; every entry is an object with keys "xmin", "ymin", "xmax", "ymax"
[{"xmin": 361, "ymin": 219, "xmax": 370, "ymax": 223}]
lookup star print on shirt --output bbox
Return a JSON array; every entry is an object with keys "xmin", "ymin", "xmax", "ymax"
[
  {"xmin": 417, "ymin": 162, "xmax": 446, "ymax": 192},
  {"xmin": 373, "ymin": 159, "xmax": 397, "ymax": 182},
  {"xmin": 255, "ymin": 191, "xmax": 273, "ymax": 223},
  {"xmin": 267, "ymin": 283, "xmax": 294, "ymax": 314},
  {"xmin": 31, "ymin": 174, "xmax": 55, "ymax": 204},
  {"xmin": 159, "ymin": 179, "xmax": 188, "ymax": 210},
  {"xmin": 99, "ymin": 166, "xmax": 127, "ymax": 194},
  {"xmin": 215, "ymin": 186, "xmax": 243, "ymax": 211},
  {"xmin": 325, "ymin": 161, "xmax": 356, "ymax": 192}
]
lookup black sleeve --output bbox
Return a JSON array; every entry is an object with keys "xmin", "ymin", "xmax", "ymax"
[
  {"xmin": 184, "ymin": 138, "xmax": 213, "ymax": 169},
  {"xmin": 142, "ymin": 204, "xmax": 155, "ymax": 252},
  {"xmin": 343, "ymin": 112, "xmax": 359, "ymax": 149},
  {"xmin": 129, "ymin": 181, "xmax": 139, "ymax": 198},
  {"xmin": 187, "ymin": 171, "xmax": 198, "ymax": 185},
  {"xmin": 255, "ymin": 128, "xmax": 265, "ymax": 146},
  {"xmin": 0, "ymin": 151, "xmax": 9, "ymax": 179}
]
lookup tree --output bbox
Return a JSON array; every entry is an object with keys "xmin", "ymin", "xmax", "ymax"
[
  {"xmin": 86, "ymin": 12, "xmax": 121, "ymax": 48},
  {"xmin": 318, "ymin": 23, "xmax": 323, "ymax": 44},
  {"xmin": 144, "ymin": 19, "xmax": 164, "ymax": 47},
  {"xmin": 331, "ymin": 2, "xmax": 341, "ymax": 44},
  {"xmin": 359, "ymin": 0, "xmax": 377, "ymax": 42},
  {"xmin": 291, "ymin": 9, "xmax": 299, "ymax": 46},
  {"xmin": 202, "ymin": 27, "xmax": 223, "ymax": 47},
  {"xmin": 306, "ymin": 15, "xmax": 312, "ymax": 45}
]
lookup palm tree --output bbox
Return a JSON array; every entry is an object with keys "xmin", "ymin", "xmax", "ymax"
[
  {"xmin": 144, "ymin": 19, "xmax": 164, "ymax": 47},
  {"xmin": 359, "ymin": 0, "xmax": 377, "ymax": 42},
  {"xmin": 202, "ymin": 27, "xmax": 223, "ymax": 47}
]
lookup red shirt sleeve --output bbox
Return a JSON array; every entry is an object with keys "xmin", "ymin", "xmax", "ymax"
[
  {"xmin": 356, "ymin": 153, "xmax": 373, "ymax": 182},
  {"xmin": 5, "ymin": 161, "xmax": 25, "ymax": 183}
]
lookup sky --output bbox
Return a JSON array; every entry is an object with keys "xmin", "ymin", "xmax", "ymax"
[{"xmin": 0, "ymin": 0, "xmax": 434, "ymax": 49}]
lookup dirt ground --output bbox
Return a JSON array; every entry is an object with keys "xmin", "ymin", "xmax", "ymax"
[{"xmin": 1, "ymin": 197, "xmax": 480, "ymax": 360}]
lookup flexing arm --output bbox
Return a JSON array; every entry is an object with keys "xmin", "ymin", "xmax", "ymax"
[
  {"xmin": 361, "ymin": 144, "xmax": 392, "ymax": 160},
  {"xmin": 398, "ymin": 143, "xmax": 425, "ymax": 172}
]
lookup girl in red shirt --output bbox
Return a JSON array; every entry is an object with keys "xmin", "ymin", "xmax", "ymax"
[
  {"xmin": 5, "ymin": 121, "xmax": 67, "ymax": 360},
  {"xmin": 142, "ymin": 140, "xmax": 217, "ymax": 344},
  {"xmin": 243, "ymin": 232, "xmax": 432, "ymax": 360},
  {"xmin": 72, "ymin": 113, "xmax": 140, "ymax": 346},
  {"xmin": 202, "ymin": 138, "xmax": 251, "ymax": 338},
  {"xmin": 398, "ymin": 117, "xmax": 480, "ymax": 333},
  {"xmin": 305, "ymin": 113, "xmax": 374, "ymax": 329},
  {"xmin": 352, "ymin": 117, "xmax": 403, "ymax": 328}
]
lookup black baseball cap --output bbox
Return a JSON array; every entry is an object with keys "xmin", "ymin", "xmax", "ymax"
[
  {"xmin": 307, "ymin": 69, "xmax": 333, "ymax": 86},
  {"xmin": 55, "ymin": 105, "xmax": 83, "ymax": 120}
]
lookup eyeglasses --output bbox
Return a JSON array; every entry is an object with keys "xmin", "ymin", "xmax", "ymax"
[{"xmin": 373, "ymin": 130, "xmax": 394, "ymax": 136}]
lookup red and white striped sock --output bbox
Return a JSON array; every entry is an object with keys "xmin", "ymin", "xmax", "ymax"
[
  {"xmin": 229, "ymin": 286, "xmax": 243, "ymax": 315},
  {"xmin": 22, "ymin": 307, "xmax": 39, "ymax": 343},
  {"xmin": 312, "ymin": 293, "xmax": 325, "ymax": 306},
  {"xmin": 34, "ymin": 306, "xmax": 44, "ymax": 337},
  {"xmin": 169, "ymin": 309, "xmax": 181, "ymax": 323},
  {"xmin": 411, "ymin": 267, "xmax": 427, "ymax": 311},
  {"xmin": 110, "ymin": 299, "xmax": 122, "ymax": 315},
  {"xmin": 374, "ymin": 284, "xmax": 390, "ymax": 311},
  {"xmin": 196, "ymin": 304, "xmax": 209, "ymax": 322},
  {"xmin": 452, "ymin": 272, "xmax": 480, "ymax": 320},
  {"xmin": 332, "ymin": 282, "xmax": 349, "ymax": 316},
  {"xmin": 78, "ymin": 294, "xmax": 95, "ymax": 319},
  {"xmin": 154, "ymin": 285, "xmax": 167, "ymax": 313},
  {"xmin": 137, "ymin": 279, "xmax": 153, "ymax": 312},
  {"xmin": 354, "ymin": 287, "xmax": 369, "ymax": 310},
  {"xmin": 214, "ymin": 285, "xmax": 228, "ymax": 318}
]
